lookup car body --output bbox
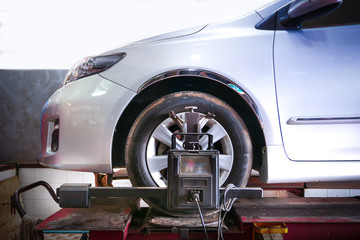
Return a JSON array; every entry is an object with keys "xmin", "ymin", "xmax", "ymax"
[{"xmin": 40, "ymin": 0, "xmax": 360, "ymax": 189}]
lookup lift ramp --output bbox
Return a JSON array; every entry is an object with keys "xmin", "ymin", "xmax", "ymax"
[{"xmin": 35, "ymin": 194, "xmax": 360, "ymax": 240}]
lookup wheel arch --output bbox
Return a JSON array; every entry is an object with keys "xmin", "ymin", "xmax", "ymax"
[{"xmin": 112, "ymin": 69, "xmax": 266, "ymax": 170}]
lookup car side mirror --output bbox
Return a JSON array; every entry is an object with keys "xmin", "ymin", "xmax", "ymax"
[{"xmin": 280, "ymin": 0, "xmax": 342, "ymax": 28}]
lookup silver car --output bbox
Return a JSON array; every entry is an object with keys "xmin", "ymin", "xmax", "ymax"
[{"xmin": 40, "ymin": 0, "xmax": 360, "ymax": 213}]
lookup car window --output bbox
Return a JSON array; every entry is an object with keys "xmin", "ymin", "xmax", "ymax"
[{"xmin": 302, "ymin": 0, "xmax": 360, "ymax": 29}]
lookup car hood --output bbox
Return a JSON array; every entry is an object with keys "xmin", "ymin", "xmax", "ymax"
[{"xmin": 125, "ymin": 24, "xmax": 208, "ymax": 47}]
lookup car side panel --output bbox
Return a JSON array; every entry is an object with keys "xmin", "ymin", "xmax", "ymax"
[
  {"xmin": 261, "ymin": 146, "xmax": 360, "ymax": 183},
  {"xmin": 274, "ymin": 25, "xmax": 360, "ymax": 161}
]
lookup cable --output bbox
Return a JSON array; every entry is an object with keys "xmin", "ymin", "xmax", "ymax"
[
  {"xmin": 217, "ymin": 184, "xmax": 237, "ymax": 240},
  {"xmin": 194, "ymin": 195, "xmax": 210, "ymax": 240},
  {"xmin": 217, "ymin": 207, "xmax": 222, "ymax": 240}
]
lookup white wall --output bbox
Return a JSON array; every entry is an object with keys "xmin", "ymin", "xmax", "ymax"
[
  {"xmin": 0, "ymin": 0, "xmax": 272, "ymax": 69},
  {"xmin": 18, "ymin": 168, "xmax": 132, "ymax": 219}
]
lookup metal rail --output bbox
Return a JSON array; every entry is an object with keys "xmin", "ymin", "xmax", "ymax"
[
  {"xmin": 90, "ymin": 186, "xmax": 262, "ymax": 199},
  {"xmin": 58, "ymin": 184, "xmax": 262, "ymax": 208}
]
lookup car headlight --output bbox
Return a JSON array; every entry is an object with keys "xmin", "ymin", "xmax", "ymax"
[{"xmin": 63, "ymin": 52, "xmax": 126, "ymax": 86}]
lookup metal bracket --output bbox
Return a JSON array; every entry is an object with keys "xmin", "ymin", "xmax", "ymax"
[
  {"xmin": 58, "ymin": 183, "xmax": 91, "ymax": 208},
  {"xmin": 57, "ymin": 185, "xmax": 263, "ymax": 208}
]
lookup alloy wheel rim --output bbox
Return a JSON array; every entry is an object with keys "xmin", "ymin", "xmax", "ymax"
[{"xmin": 146, "ymin": 112, "xmax": 234, "ymax": 187}]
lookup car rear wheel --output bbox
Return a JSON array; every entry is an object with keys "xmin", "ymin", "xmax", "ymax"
[{"xmin": 125, "ymin": 91, "xmax": 252, "ymax": 216}]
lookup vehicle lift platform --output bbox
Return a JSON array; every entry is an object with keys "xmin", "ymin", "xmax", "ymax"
[{"xmin": 31, "ymin": 193, "xmax": 360, "ymax": 240}]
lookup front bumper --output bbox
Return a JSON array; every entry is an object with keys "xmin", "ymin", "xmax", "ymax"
[{"xmin": 39, "ymin": 74, "xmax": 136, "ymax": 173}]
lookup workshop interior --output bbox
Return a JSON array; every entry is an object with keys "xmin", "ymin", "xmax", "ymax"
[{"xmin": 1, "ymin": 0, "xmax": 360, "ymax": 239}]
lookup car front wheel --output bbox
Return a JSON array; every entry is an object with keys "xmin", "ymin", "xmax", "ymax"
[{"xmin": 125, "ymin": 91, "xmax": 252, "ymax": 216}]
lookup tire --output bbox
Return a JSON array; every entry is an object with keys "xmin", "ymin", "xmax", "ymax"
[{"xmin": 125, "ymin": 91, "xmax": 252, "ymax": 216}]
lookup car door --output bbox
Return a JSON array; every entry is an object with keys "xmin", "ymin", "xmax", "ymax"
[{"xmin": 274, "ymin": 0, "xmax": 360, "ymax": 161}]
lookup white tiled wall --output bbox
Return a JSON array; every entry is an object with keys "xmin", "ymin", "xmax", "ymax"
[
  {"xmin": 305, "ymin": 188, "xmax": 360, "ymax": 197},
  {"xmin": 0, "ymin": 169, "xmax": 16, "ymax": 181},
  {"xmin": 19, "ymin": 168, "xmax": 133, "ymax": 219}
]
